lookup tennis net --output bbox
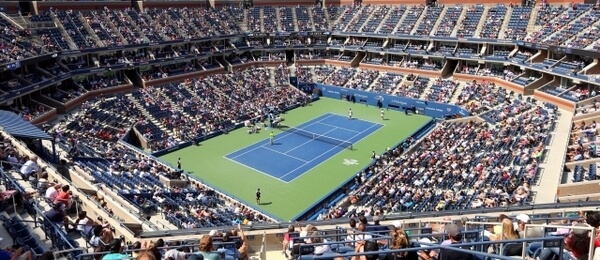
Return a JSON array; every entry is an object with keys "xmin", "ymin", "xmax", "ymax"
[{"xmin": 283, "ymin": 127, "xmax": 353, "ymax": 149}]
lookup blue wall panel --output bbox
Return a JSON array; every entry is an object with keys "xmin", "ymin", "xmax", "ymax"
[{"xmin": 314, "ymin": 84, "xmax": 470, "ymax": 118}]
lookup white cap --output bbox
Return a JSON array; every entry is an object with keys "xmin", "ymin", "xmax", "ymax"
[
  {"xmin": 393, "ymin": 221, "xmax": 402, "ymax": 228},
  {"xmin": 516, "ymin": 214, "xmax": 530, "ymax": 223},
  {"xmin": 209, "ymin": 230, "xmax": 217, "ymax": 236}
]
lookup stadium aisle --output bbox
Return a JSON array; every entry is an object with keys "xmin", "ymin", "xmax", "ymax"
[{"xmin": 532, "ymin": 108, "xmax": 573, "ymax": 203}]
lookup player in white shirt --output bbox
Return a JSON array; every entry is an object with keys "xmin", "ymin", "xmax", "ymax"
[{"xmin": 348, "ymin": 108, "xmax": 353, "ymax": 119}]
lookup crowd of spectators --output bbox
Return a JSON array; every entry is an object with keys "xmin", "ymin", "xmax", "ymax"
[
  {"xmin": 321, "ymin": 107, "xmax": 553, "ymax": 219},
  {"xmin": 454, "ymin": 80, "xmax": 511, "ymax": 114}
]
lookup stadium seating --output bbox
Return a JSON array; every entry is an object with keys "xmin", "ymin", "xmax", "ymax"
[{"xmin": 2, "ymin": 2, "xmax": 600, "ymax": 259}]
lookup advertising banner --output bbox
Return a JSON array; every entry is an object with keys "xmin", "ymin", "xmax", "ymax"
[{"xmin": 314, "ymin": 84, "xmax": 470, "ymax": 118}]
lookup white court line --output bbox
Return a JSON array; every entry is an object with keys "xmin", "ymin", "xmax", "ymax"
[
  {"xmin": 280, "ymin": 122, "xmax": 383, "ymax": 182},
  {"xmin": 223, "ymin": 156, "xmax": 292, "ymax": 184},
  {"xmin": 284, "ymin": 127, "xmax": 340, "ymax": 155},
  {"xmin": 315, "ymin": 121, "xmax": 362, "ymax": 134},
  {"xmin": 226, "ymin": 114, "xmax": 336, "ymax": 160},
  {"xmin": 261, "ymin": 146, "xmax": 309, "ymax": 163},
  {"xmin": 326, "ymin": 112, "xmax": 386, "ymax": 127}
]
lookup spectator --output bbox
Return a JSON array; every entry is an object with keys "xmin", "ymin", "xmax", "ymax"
[
  {"xmin": 490, "ymin": 218, "xmax": 522, "ymax": 256},
  {"xmin": 75, "ymin": 211, "xmax": 96, "ymax": 238},
  {"xmin": 44, "ymin": 184, "xmax": 61, "ymax": 201},
  {"xmin": 39, "ymin": 251, "xmax": 55, "ymax": 260},
  {"xmin": 196, "ymin": 236, "xmax": 221, "ymax": 260},
  {"xmin": 0, "ymin": 245, "xmax": 32, "ymax": 260},
  {"xmin": 351, "ymin": 240, "xmax": 379, "ymax": 260},
  {"xmin": 53, "ymin": 185, "xmax": 71, "ymax": 211},
  {"xmin": 439, "ymin": 224, "xmax": 474, "ymax": 260},
  {"xmin": 384, "ymin": 227, "xmax": 418, "ymax": 260},
  {"xmin": 538, "ymin": 223, "xmax": 594, "ymax": 260},
  {"xmin": 43, "ymin": 202, "xmax": 70, "ymax": 231},
  {"xmin": 101, "ymin": 239, "xmax": 128, "ymax": 260},
  {"xmin": 282, "ymin": 225, "xmax": 295, "ymax": 256},
  {"xmin": 19, "ymin": 155, "xmax": 39, "ymax": 179},
  {"xmin": 164, "ymin": 241, "xmax": 188, "ymax": 260}
]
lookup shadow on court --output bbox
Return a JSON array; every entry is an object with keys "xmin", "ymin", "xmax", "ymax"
[{"xmin": 259, "ymin": 202, "xmax": 272, "ymax": 206}]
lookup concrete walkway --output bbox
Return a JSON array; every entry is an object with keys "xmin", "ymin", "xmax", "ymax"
[{"xmin": 532, "ymin": 108, "xmax": 573, "ymax": 203}]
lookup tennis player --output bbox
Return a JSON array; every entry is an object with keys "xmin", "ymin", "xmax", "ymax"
[
  {"xmin": 256, "ymin": 188, "xmax": 261, "ymax": 204},
  {"xmin": 380, "ymin": 109, "xmax": 385, "ymax": 120},
  {"xmin": 270, "ymin": 131, "xmax": 275, "ymax": 145},
  {"xmin": 348, "ymin": 108, "xmax": 353, "ymax": 119}
]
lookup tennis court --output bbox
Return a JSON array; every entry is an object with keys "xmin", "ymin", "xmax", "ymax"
[
  {"xmin": 225, "ymin": 113, "xmax": 383, "ymax": 182},
  {"xmin": 161, "ymin": 99, "xmax": 432, "ymax": 220}
]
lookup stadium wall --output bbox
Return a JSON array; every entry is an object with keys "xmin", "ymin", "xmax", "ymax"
[{"xmin": 315, "ymin": 84, "xmax": 470, "ymax": 118}]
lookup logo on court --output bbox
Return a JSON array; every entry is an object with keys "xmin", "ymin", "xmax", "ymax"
[{"xmin": 343, "ymin": 159, "xmax": 359, "ymax": 165}]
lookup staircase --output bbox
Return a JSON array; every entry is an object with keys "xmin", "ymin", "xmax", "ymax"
[
  {"xmin": 449, "ymin": 80, "xmax": 466, "ymax": 104},
  {"xmin": 410, "ymin": 6, "xmax": 430, "ymax": 35},
  {"xmin": 275, "ymin": 8, "xmax": 283, "ymax": 32},
  {"xmin": 75, "ymin": 12, "xmax": 105, "ymax": 47},
  {"xmin": 159, "ymin": 12, "xmax": 188, "ymax": 39},
  {"xmin": 239, "ymin": 9, "xmax": 248, "ymax": 31},
  {"xmin": 105, "ymin": 11, "xmax": 138, "ymax": 44},
  {"xmin": 390, "ymin": 78, "xmax": 408, "ymax": 95},
  {"xmin": 365, "ymin": 73, "xmax": 383, "ymax": 91},
  {"xmin": 269, "ymin": 68, "xmax": 276, "ymax": 86},
  {"xmin": 374, "ymin": 7, "xmax": 394, "ymax": 33},
  {"xmin": 127, "ymin": 95, "xmax": 170, "ymax": 135},
  {"xmin": 324, "ymin": 6, "xmax": 338, "ymax": 30},
  {"xmin": 418, "ymin": 79, "xmax": 437, "ymax": 100},
  {"xmin": 541, "ymin": 7, "xmax": 592, "ymax": 42},
  {"xmin": 526, "ymin": 6, "xmax": 541, "ymax": 32},
  {"xmin": 358, "ymin": 7, "xmax": 380, "ymax": 32},
  {"xmin": 121, "ymin": 11, "xmax": 151, "ymax": 43},
  {"xmin": 140, "ymin": 12, "xmax": 170, "ymax": 41},
  {"xmin": 291, "ymin": 7, "xmax": 299, "ymax": 31},
  {"xmin": 563, "ymin": 15, "xmax": 600, "ymax": 47},
  {"xmin": 429, "ymin": 6, "xmax": 448, "ymax": 36},
  {"xmin": 542, "ymin": 8, "xmax": 591, "ymax": 41},
  {"xmin": 472, "ymin": 6, "xmax": 491, "ymax": 38},
  {"xmin": 259, "ymin": 8, "xmax": 265, "ymax": 32},
  {"xmin": 307, "ymin": 7, "xmax": 315, "ymax": 31},
  {"xmin": 342, "ymin": 6, "xmax": 366, "ymax": 32},
  {"xmin": 1, "ymin": 13, "xmax": 26, "ymax": 30},
  {"xmin": 50, "ymin": 13, "xmax": 78, "ymax": 50},
  {"xmin": 450, "ymin": 8, "xmax": 469, "ymax": 37},
  {"xmin": 391, "ymin": 10, "xmax": 412, "ymax": 34},
  {"xmin": 498, "ymin": 7, "xmax": 513, "ymax": 40}
]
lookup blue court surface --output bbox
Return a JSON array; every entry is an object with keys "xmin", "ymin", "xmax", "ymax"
[{"xmin": 225, "ymin": 113, "xmax": 383, "ymax": 182}]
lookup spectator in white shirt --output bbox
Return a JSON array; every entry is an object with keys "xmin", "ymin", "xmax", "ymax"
[
  {"xmin": 354, "ymin": 223, "xmax": 373, "ymax": 241},
  {"xmin": 76, "ymin": 211, "xmax": 96, "ymax": 237},
  {"xmin": 19, "ymin": 156, "xmax": 39, "ymax": 178},
  {"xmin": 45, "ymin": 184, "xmax": 62, "ymax": 201},
  {"xmin": 164, "ymin": 241, "xmax": 188, "ymax": 260}
]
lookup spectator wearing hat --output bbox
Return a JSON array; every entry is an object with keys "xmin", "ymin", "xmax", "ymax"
[
  {"xmin": 439, "ymin": 224, "xmax": 474, "ymax": 260},
  {"xmin": 515, "ymin": 214, "xmax": 530, "ymax": 232},
  {"xmin": 101, "ymin": 239, "xmax": 128, "ymax": 260}
]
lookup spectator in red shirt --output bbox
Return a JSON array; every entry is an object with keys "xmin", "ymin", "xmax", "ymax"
[{"xmin": 54, "ymin": 185, "xmax": 71, "ymax": 211}]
